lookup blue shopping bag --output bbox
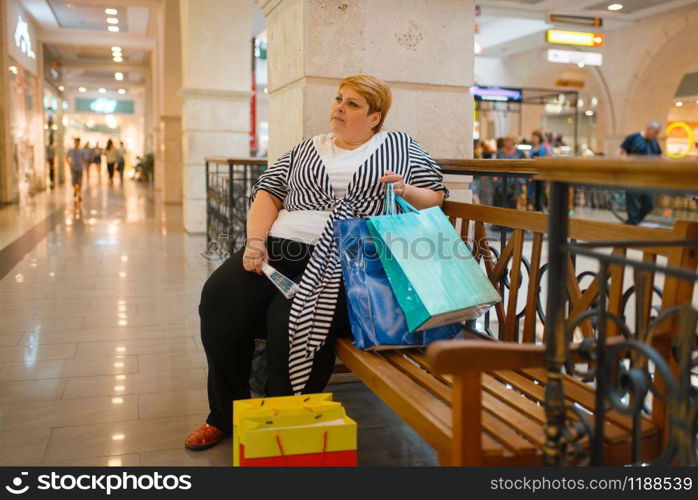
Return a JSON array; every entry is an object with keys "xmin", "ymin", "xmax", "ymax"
[
  {"xmin": 366, "ymin": 184, "xmax": 501, "ymax": 332},
  {"xmin": 334, "ymin": 217, "xmax": 461, "ymax": 350}
]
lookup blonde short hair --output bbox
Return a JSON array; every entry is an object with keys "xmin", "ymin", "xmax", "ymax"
[{"xmin": 339, "ymin": 75, "xmax": 392, "ymax": 132}]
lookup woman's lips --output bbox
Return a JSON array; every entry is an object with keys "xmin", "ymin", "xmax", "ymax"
[{"xmin": 331, "ymin": 116, "xmax": 344, "ymax": 122}]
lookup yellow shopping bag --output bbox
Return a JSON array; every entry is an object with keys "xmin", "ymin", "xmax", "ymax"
[{"xmin": 233, "ymin": 394, "xmax": 357, "ymax": 466}]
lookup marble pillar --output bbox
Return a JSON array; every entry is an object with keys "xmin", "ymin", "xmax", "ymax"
[
  {"xmin": 180, "ymin": 0, "xmax": 252, "ymax": 233},
  {"xmin": 256, "ymin": 0, "xmax": 474, "ymax": 200}
]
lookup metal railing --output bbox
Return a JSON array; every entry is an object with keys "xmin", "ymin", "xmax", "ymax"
[{"xmin": 204, "ymin": 157, "xmax": 267, "ymax": 260}]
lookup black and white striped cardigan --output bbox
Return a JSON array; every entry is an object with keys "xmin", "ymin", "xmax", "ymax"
[{"xmin": 251, "ymin": 131, "xmax": 448, "ymax": 393}]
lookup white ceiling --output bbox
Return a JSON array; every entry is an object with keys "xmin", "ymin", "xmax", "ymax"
[
  {"xmin": 478, "ymin": 0, "xmax": 698, "ymax": 57},
  {"xmin": 21, "ymin": 0, "xmax": 157, "ymax": 96}
]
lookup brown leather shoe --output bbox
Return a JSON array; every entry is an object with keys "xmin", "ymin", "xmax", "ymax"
[{"xmin": 184, "ymin": 423, "xmax": 225, "ymax": 450}]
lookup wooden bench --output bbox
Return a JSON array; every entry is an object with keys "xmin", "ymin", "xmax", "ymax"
[{"xmin": 335, "ymin": 200, "xmax": 698, "ymax": 466}]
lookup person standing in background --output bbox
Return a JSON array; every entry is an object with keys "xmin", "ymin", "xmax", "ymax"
[
  {"xmin": 105, "ymin": 139, "xmax": 119, "ymax": 182},
  {"xmin": 117, "ymin": 141, "xmax": 127, "ymax": 183},
  {"xmin": 92, "ymin": 143, "xmax": 103, "ymax": 179},
  {"xmin": 528, "ymin": 130, "xmax": 552, "ymax": 211},
  {"xmin": 619, "ymin": 120, "xmax": 663, "ymax": 225}
]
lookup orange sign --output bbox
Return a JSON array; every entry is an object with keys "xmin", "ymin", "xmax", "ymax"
[{"xmin": 546, "ymin": 29, "xmax": 604, "ymax": 47}]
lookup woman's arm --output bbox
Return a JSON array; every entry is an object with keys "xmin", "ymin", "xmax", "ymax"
[
  {"xmin": 243, "ymin": 191, "xmax": 282, "ymax": 274},
  {"xmin": 379, "ymin": 170, "xmax": 445, "ymax": 209},
  {"xmin": 403, "ymin": 184, "xmax": 445, "ymax": 209}
]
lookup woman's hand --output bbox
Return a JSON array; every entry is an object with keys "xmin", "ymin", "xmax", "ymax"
[
  {"xmin": 379, "ymin": 170, "xmax": 411, "ymax": 197},
  {"xmin": 242, "ymin": 238, "xmax": 268, "ymax": 275}
]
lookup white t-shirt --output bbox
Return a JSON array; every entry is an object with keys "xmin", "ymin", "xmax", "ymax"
[{"xmin": 269, "ymin": 132, "xmax": 388, "ymax": 245}]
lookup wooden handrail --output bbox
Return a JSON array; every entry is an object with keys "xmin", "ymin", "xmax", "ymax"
[
  {"xmin": 205, "ymin": 157, "xmax": 268, "ymax": 165},
  {"xmin": 435, "ymin": 159, "xmax": 537, "ymax": 175},
  {"xmin": 534, "ymin": 157, "xmax": 698, "ymax": 191}
]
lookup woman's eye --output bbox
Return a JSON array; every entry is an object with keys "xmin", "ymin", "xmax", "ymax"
[
  {"xmin": 335, "ymin": 96, "xmax": 342, "ymax": 103},
  {"xmin": 348, "ymin": 102, "xmax": 357, "ymax": 107}
]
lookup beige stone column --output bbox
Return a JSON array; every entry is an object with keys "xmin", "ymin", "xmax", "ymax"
[
  {"xmin": 257, "ymin": 0, "xmax": 474, "ymax": 200},
  {"xmin": 180, "ymin": 0, "xmax": 252, "ymax": 233},
  {"xmin": 159, "ymin": 0, "xmax": 183, "ymax": 204}
]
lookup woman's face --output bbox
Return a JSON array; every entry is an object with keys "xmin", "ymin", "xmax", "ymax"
[
  {"xmin": 531, "ymin": 134, "xmax": 541, "ymax": 146},
  {"xmin": 329, "ymin": 86, "xmax": 381, "ymax": 142}
]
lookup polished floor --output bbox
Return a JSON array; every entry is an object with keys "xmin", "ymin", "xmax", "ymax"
[{"xmin": 0, "ymin": 173, "xmax": 437, "ymax": 466}]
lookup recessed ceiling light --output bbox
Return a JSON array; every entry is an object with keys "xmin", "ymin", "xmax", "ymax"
[
  {"xmin": 584, "ymin": 110, "xmax": 594, "ymax": 117},
  {"xmin": 58, "ymin": 85, "xmax": 65, "ymax": 91},
  {"xmin": 108, "ymin": 26, "xmax": 120, "ymax": 32},
  {"xmin": 99, "ymin": 88, "xmax": 106, "ymax": 94},
  {"xmin": 111, "ymin": 46, "xmax": 122, "ymax": 52},
  {"xmin": 113, "ymin": 57, "xmax": 123, "ymax": 62},
  {"xmin": 114, "ymin": 72, "xmax": 124, "ymax": 81},
  {"xmin": 78, "ymin": 87, "xmax": 86, "ymax": 93},
  {"xmin": 607, "ymin": 3, "xmax": 623, "ymax": 11},
  {"xmin": 118, "ymin": 89, "xmax": 127, "ymax": 95},
  {"xmin": 107, "ymin": 17, "xmax": 119, "ymax": 24},
  {"xmin": 675, "ymin": 101, "xmax": 684, "ymax": 107},
  {"xmin": 105, "ymin": 8, "xmax": 118, "ymax": 15}
]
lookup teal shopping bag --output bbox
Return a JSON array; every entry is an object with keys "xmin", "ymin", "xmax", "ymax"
[{"xmin": 366, "ymin": 184, "xmax": 500, "ymax": 332}]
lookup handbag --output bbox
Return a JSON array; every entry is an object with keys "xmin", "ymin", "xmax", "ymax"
[
  {"xmin": 366, "ymin": 184, "xmax": 500, "ymax": 332},
  {"xmin": 335, "ymin": 205, "xmax": 462, "ymax": 350}
]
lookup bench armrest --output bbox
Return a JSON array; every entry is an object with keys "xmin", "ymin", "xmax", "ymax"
[{"xmin": 426, "ymin": 337, "xmax": 625, "ymax": 375}]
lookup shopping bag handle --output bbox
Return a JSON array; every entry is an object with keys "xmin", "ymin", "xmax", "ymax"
[
  {"xmin": 385, "ymin": 183, "xmax": 419, "ymax": 216},
  {"xmin": 275, "ymin": 431, "xmax": 329, "ymax": 466}
]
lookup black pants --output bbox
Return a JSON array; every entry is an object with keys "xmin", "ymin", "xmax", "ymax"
[
  {"xmin": 200, "ymin": 237, "xmax": 349, "ymax": 434},
  {"xmin": 107, "ymin": 162, "xmax": 116, "ymax": 180},
  {"xmin": 625, "ymin": 191, "xmax": 654, "ymax": 225}
]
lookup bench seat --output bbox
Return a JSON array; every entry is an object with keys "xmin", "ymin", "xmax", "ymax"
[{"xmin": 336, "ymin": 338, "xmax": 660, "ymax": 465}]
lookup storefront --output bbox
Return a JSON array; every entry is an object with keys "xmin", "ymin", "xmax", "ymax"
[{"xmin": 5, "ymin": 0, "xmax": 44, "ymax": 199}]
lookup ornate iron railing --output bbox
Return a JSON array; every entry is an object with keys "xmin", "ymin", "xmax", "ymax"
[
  {"xmin": 537, "ymin": 158, "xmax": 698, "ymax": 466},
  {"xmin": 204, "ymin": 157, "xmax": 267, "ymax": 262}
]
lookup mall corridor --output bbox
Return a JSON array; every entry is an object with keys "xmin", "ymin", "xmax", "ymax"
[{"xmin": 0, "ymin": 177, "xmax": 437, "ymax": 467}]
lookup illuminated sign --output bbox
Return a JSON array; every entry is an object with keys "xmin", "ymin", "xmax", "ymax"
[
  {"xmin": 14, "ymin": 16, "xmax": 36, "ymax": 59},
  {"xmin": 546, "ymin": 29, "xmax": 604, "ymax": 47},
  {"xmin": 75, "ymin": 98, "xmax": 135, "ymax": 114},
  {"xmin": 546, "ymin": 14, "xmax": 603, "ymax": 27},
  {"xmin": 471, "ymin": 86, "xmax": 522, "ymax": 102},
  {"xmin": 665, "ymin": 122, "xmax": 694, "ymax": 158},
  {"xmin": 547, "ymin": 49, "xmax": 603, "ymax": 66},
  {"xmin": 90, "ymin": 98, "xmax": 118, "ymax": 114}
]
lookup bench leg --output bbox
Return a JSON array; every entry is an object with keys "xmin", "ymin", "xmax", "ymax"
[{"xmin": 451, "ymin": 372, "xmax": 483, "ymax": 466}]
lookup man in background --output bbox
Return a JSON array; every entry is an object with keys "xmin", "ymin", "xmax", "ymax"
[{"xmin": 619, "ymin": 120, "xmax": 663, "ymax": 225}]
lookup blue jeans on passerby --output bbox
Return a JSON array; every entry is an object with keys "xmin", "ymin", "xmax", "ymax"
[{"xmin": 625, "ymin": 191, "xmax": 654, "ymax": 225}]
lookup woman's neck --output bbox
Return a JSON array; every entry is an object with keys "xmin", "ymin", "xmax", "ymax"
[{"xmin": 333, "ymin": 133, "xmax": 374, "ymax": 151}]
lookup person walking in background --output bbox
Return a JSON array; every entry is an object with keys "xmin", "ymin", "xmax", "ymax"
[
  {"xmin": 105, "ymin": 139, "xmax": 119, "ymax": 182},
  {"xmin": 619, "ymin": 120, "xmax": 663, "ymax": 225},
  {"xmin": 528, "ymin": 130, "xmax": 552, "ymax": 211},
  {"xmin": 91, "ymin": 143, "xmax": 103, "ymax": 179},
  {"xmin": 82, "ymin": 141, "xmax": 93, "ymax": 180},
  {"xmin": 117, "ymin": 141, "xmax": 127, "ymax": 183},
  {"xmin": 66, "ymin": 137, "xmax": 87, "ymax": 201}
]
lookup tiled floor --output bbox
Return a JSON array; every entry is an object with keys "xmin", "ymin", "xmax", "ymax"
[{"xmin": 0, "ymin": 175, "xmax": 437, "ymax": 466}]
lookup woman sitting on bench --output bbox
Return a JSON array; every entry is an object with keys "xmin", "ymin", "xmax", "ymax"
[{"xmin": 185, "ymin": 74, "xmax": 448, "ymax": 450}]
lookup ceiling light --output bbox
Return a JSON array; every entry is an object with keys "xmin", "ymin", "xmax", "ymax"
[
  {"xmin": 58, "ymin": 85, "xmax": 65, "ymax": 91},
  {"xmin": 114, "ymin": 72, "xmax": 124, "ymax": 81},
  {"xmin": 9, "ymin": 65, "xmax": 18, "ymax": 74},
  {"xmin": 607, "ymin": 3, "xmax": 623, "ymax": 11},
  {"xmin": 108, "ymin": 26, "xmax": 120, "ymax": 32},
  {"xmin": 584, "ymin": 110, "xmax": 594, "ymax": 117},
  {"xmin": 107, "ymin": 17, "xmax": 119, "ymax": 24},
  {"xmin": 99, "ymin": 88, "xmax": 106, "ymax": 94},
  {"xmin": 675, "ymin": 101, "xmax": 683, "ymax": 107},
  {"xmin": 577, "ymin": 62, "xmax": 585, "ymax": 68},
  {"xmin": 111, "ymin": 46, "xmax": 122, "ymax": 53},
  {"xmin": 78, "ymin": 87, "xmax": 86, "ymax": 93},
  {"xmin": 113, "ymin": 56, "xmax": 123, "ymax": 63},
  {"xmin": 105, "ymin": 8, "xmax": 118, "ymax": 15},
  {"xmin": 118, "ymin": 89, "xmax": 127, "ymax": 95}
]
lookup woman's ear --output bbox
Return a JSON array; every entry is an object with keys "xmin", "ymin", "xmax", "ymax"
[{"xmin": 370, "ymin": 111, "xmax": 381, "ymax": 129}]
